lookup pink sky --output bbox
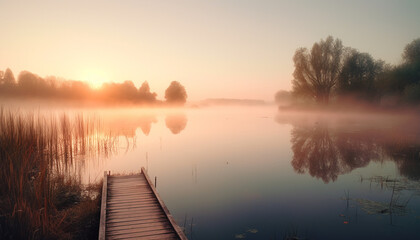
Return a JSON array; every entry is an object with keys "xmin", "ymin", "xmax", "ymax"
[{"xmin": 1, "ymin": 0, "xmax": 420, "ymax": 101}]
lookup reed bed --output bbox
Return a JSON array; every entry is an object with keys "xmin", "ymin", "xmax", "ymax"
[{"xmin": 0, "ymin": 107, "xmax": 117, "ymax": 239}]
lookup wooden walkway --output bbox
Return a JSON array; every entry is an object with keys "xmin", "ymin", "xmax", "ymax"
[{"xmin": 99, "ymin": 168, "xmax": 187, "ymax": 240}]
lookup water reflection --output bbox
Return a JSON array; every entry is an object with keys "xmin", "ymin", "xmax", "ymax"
[
  {"xmin": 165, "ymin": 113, "xmax": 188, "ymax": 134},
  {"xmin": 384, "ymin": 140, "xmax": 420, "ymax": 180},
  {"xmin": 103, "ymin": 110, "xmax": 188, "ymax": 137},
  {"xmin": 278, "ymin": 113, "xmax": 420, "ymax": 182},
  {"xmin": 291, "ymin": 122, "xmax": 380, "ymax": 182},
  {"xmin": 137, "ymin": 114, "xmax": 158, "ymax": 136}
]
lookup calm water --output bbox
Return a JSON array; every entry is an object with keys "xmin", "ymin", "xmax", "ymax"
[{"xmin": 79, "ymin": 106, "xmax": 420, "ymax": 239}]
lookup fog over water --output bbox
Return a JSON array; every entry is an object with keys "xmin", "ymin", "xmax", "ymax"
[
  {"xmin": 5, "ymin": 103, "xmax": 418, "ymax": 239},
  {"xmin": 2, "ymin": 1, "xmax": 420, "ymax": 238}
]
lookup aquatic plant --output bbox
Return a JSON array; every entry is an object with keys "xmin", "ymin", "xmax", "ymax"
[{"xmin": 0, "ymin": 107, "xmax": 117, "ymax": 239}]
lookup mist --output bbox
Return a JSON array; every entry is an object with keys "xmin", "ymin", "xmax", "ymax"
[
  {"xmin": 276, "ymin": 37, "xmax": 420, "ymax": 112},
  {"xmin": 2, "ymin": 1, "xmax": 420, "ymax": 239},
  {"xmin": 0, "ymin": 69, "xmax": 187, "ymax": 107}
]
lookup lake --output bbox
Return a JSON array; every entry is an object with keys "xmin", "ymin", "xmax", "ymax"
[{"xmin": 57, "ymin": 106, "xmax": 420, "ymax": 239}]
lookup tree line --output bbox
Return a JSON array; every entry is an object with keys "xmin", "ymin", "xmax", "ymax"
[
  {"xmin": 0, "ymin": 69, "xmax": 187, "ymax": 105},
  {"xmin": 283, "ymin": 36, "xmax": 420, "ymax": 107}
]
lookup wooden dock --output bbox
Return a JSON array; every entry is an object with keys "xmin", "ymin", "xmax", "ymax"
[{"xmin": 99, "ymin": 168, "xmax": 187, "ymax": 240}]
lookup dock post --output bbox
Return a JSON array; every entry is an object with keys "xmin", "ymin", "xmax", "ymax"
[{"xmin": 98, "ymin": 171, "xmax": 108, "ymax": 240}]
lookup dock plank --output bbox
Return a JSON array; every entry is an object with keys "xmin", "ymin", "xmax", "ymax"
[
  {"xmin": 99, "ymin": 168, "xmax": 187, "ymax": 239},
  {"xmin": 107, "ymin": 221, "xmax": 171, "ymax": 230},
  {"xmin": 107, "ymin": 229, "xmax": 177, "ymax": 239},
  {"xmin": 107, "ymin": 216, "xmax": 168, "ymax": 226}
]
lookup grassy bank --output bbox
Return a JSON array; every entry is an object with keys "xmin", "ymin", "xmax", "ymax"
[{"xmin": 0, "ymin": 107, "xmax": 116, "ymax": 239}]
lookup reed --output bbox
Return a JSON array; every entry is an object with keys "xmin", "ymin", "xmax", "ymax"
[{"xmin": 0, "ymin": 107, "xmax": 116, "ymax": 239}]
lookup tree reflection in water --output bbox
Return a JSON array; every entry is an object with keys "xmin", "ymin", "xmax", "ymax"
[
  {"xmin": 137, "ymin": 114, "xmax": 158, "ymax": 136},
  {"xmin": 104, "ymin": 111, "xmax": 188, "ymax": 137},
  {"xmin": 282, "ymin": 114, "xmax": 420, "ymax": 182},
  {"xmin": 384, "ymin": 139, "xmax": 420, "ymax": 180},
  {"xmin": 291, "ymin": 122, "xmax": 381, "ymax": 182},
  {"xmin": 165, "ymin": 114, "xmax": 188, "ymax": 135}
]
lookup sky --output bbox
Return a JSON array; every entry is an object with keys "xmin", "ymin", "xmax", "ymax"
[{"xmin": 1, "ymin": 0, "xmax": 420, "ymax": 101}]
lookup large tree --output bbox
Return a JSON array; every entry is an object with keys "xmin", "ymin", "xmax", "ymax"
[
  {"xmin": 401, "ymin": 38, "xmax": 420, "ymax": 103},
  {"xmin": 379, "ymin": 38, "xmax": 420, "ymax": 103},
  {"xmin": 18, "ymin": 71, "xmax": 49, "ymax": 97},
  {"xmin": 164, "ymin": 81, "xmax": 187, "ymax": 105},
  {"xmin": 1, "ymin": 68, "xmax": 16, "ymax": 86},
  {"xmin": 338, "ymin": 50, "xmax": 384, "ymax": 101},
  {"xmin": 403, "ymin": 38, "xmax": 420, "ymax": 65},
  {"xmin": 138, "ymin": 81, "xmax": 157, "ymax": 102},
  {"xmin": 292, "ymin": 36, "xmax": 344, "ymax": 104},
  {"xmin": 100, "ymin": 80, "xmax": 138, "ymax": 102}
]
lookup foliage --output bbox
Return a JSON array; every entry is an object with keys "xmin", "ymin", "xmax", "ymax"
[
  {"xmin": 289, "ymin": 37, "xmax": 420, "ymax": 106},
  {"xmin": 138, "ymin": 81, "xmax": 157, "ymax": 102},
  {"xmin": 0, "ymin": 108, "xmax": 115, "ymax": 239},
  {"xmin": 164, "ymin": 81, "xmax": 188, "ymax": 105},
  {"xmin": 292, "ymin": 36, "xmax": 344, "ymax": 104},
  {"xmin": 338, "ymin": 50, "xmax": 384, "ymax": 101},
  {"xmin": 274, "ymin": 90, "xmax": 292, "ymax": 105},
  {"xmin": 0, "ymin": 70, "xmax": 185, "ymax": 106},
  {"xmin": 2, "ymin": 68, "xmax": 15, "ymax": 86},
  {"xmin": 403, "ymin": 38, "xmax": 420, "ymax": 65}
]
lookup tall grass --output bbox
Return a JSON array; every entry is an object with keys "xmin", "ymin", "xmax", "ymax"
[{"xmin": 0, "ymin": 107, "xmax": 117, "ymax": 239}]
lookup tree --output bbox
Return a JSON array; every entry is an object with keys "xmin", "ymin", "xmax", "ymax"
[
  {"xmin": 18, "ymin": 71, "xmax": 48, "ymax": 97},
  {"xmin": 274, "ymin": 90, "xmax": 292, "ymax": 104},
  {"xmin": 100, "ymin": 80, "xmax": 138, "ymax": 102},
  {"xmin": 164, "ymin": 81, "xmax": 187, "ymax": 105},
  {"xmin": 292, "ymin": 36, "xmax": 344, "ymax": 104},
  {"xmin": 403, "ymin": 38, "xmax": 420, "ymax": 65},
  {"xmin": 138, "ymin": 81, "xmax": 157, "ymax": 102},
  {"xmin": 378, "ymin": 38, "xmax": 420, "ymax": 104},
  {"xmin": 1, "ymin": 68, "xmax": 16, "ymax": 86},
  {"xmin": 338, "ymin": 50, "xmax": 384, "ymax": 101}
]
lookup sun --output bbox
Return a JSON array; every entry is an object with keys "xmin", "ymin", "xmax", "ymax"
[{"xmin": 80, "ymin": 69, "xmax": 109, "ymax": 89}]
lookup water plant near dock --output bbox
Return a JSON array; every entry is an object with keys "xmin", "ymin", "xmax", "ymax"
[{"xmin": 0, "ymin": 107, "xmax": 117, "ymax": 239}]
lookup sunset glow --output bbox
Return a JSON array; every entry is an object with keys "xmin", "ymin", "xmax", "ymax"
[
  {"xmin": 79, "ymin": 69, "xmax": 109, "ymax": 89},
  {"xmin": 1, "ymin": 0, "xmax": 420, "ymax": 101},
  {"xmin": 1, "ymin": 1, "xmax": 420, "ymax": 239}
]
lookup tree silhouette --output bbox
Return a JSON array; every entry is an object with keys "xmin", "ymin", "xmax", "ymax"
[
  {"xmin": 2, "ymin": 68, "xmax": 16, "ymax": 86},
  {"xmin": 274, "ymin": 90, "xmax": 292, "ymax": 105},
  {"xmin": 338, "ymin": 50, "xmax": 384, "ymax": 101},
  {"xmin": 403, "ymin": 38, "xmax": 420, "ymax": 65},
  {"xmin": 0, "ymin": 68, "xmax": 17, "ymax": 97},
  {"xmin": 378, "ymin": 38, "xmax": 420, "ymax": 104},
  {"xmin": 60, "ymin": 80, "xmax": 91, "ymax": 99},
  {"xmin": 292, "ymin": 36, "xmax": 344, "ymax": 104},
  {"xmin": 401, "ymin": 38, "xmax": 420, "ymax": 103},
  {"xmin": 138, "ymin": 81, "xmax": 157, "ymax": 102},
  {"xmin": 164, "ymin": 81, "xmax": 187, "ymax": 105},
  {"xmin": 101, "ymin": 80, "xmax": 138, "ymax": 102},
  {"xmin": 0, "ymin": 68, "xmax": 190, "ymax": 105},
  {"xmin": 288, "ymin": 37, "xmax": 420, "ymax": 105},
  {"xmin": 18, "ymin": 71, "xmax": 50, "ymax": 97}
]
